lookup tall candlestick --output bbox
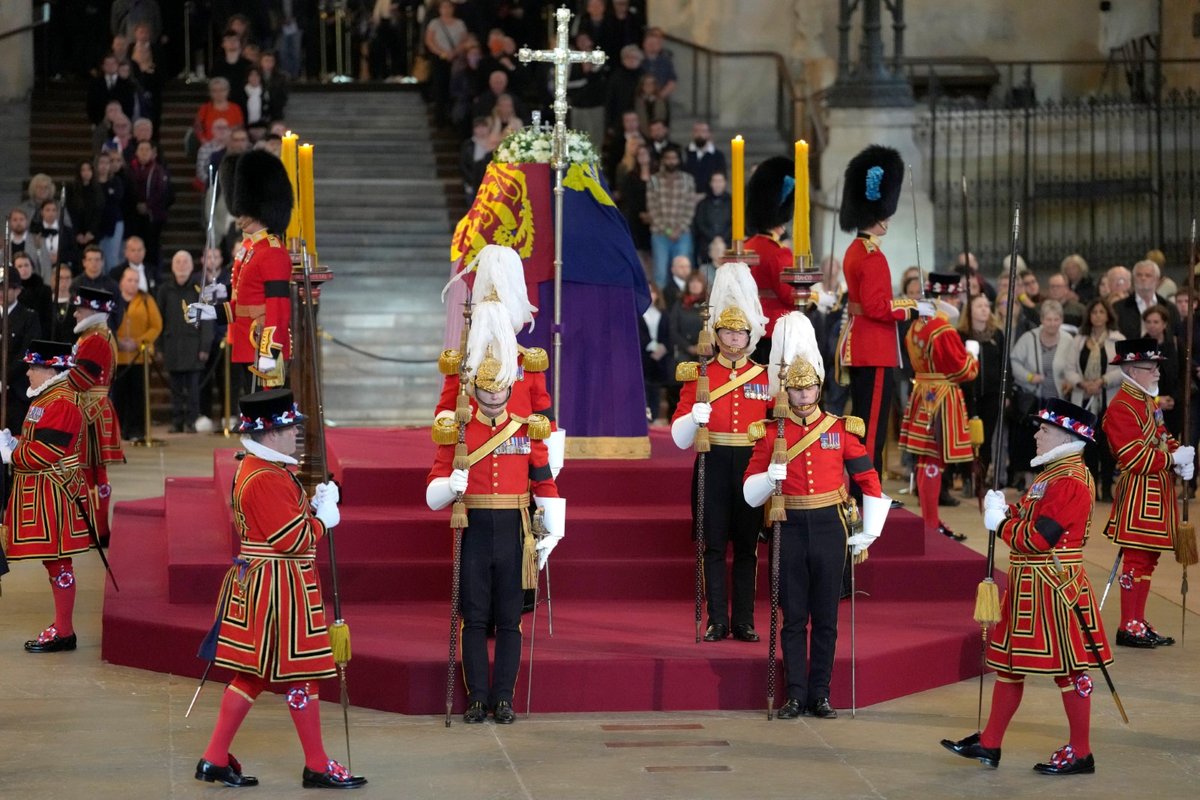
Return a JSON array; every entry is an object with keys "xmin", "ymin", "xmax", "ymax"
[
  {"xmin": 731, "ymin": 135, "xmax": 745, "ymax": 242},
  {"xmin": 794, "ymin": 140, "xmax": 810, "ymax": 256},
  {"xmin": 282, "ymin": 132, "xmax": 300, "ymax": 243},
  {"xmin": 298, "ymin": 143, "xmax": 316, "ymax": 258}
]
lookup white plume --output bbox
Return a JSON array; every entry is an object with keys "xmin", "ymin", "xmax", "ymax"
[
  {"xmin": 708, "ymin": 261, "xmax": 768, "ymax": 352},
  {"xmin": 767, "ymin": 311, "xmax": 825, "ymax": 395},
  {"xmin": 441, "ymin": 244, "xmax": 538, "ymax": 333},
  {"xmin": 465, "ymin": 300, "xmax": 520, "ymax": 389}
]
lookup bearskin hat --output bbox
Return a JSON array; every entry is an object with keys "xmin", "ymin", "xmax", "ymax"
[
  {"xmin": 219, "ymin": 152, "xmax": 242, "ymax": 215},
  {"xmin": 746, "ymin": 156, "xmax": 794, "ymax": 235},
  {"xmin": 839, "ymin": 145, "xmax": 904, "ymax": 233},
  {"xmin": 232, "ymin": 150, "xmax": 294, "ymax": 234}
]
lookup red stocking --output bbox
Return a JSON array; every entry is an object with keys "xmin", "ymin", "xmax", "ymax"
[
  {"xmin": 286, "ymin": 682, "xmax": 330, "ymax": 772},
  {"xmin": 1055, "ymin": 673, "xmax": 1093, "ymax": 756},
  {"xmin": 43, "ymin": 559, "xmax": 77, "ymax": 637},
  {"xmin": 980, "ymin": 672, "xmax": 1024, "ymax": 749},
  {"xmin": 202, "ymin": 674, "xmax": 266, "ymax": 766},
  {"xmin": 916, "ymin": 459, "xmax": 943, "ymax": 535}
]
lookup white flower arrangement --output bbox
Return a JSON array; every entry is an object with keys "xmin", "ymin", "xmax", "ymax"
[{"xmin": 494, "ymin": 126, "xmax": 599, "ymax": 165}]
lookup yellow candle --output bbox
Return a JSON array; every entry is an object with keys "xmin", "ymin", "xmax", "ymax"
[
  {"xmin": 282, "ymin": 133, "xmax": 300, "ymax": 242},
  {"xmin": 794, "ymin": 140, "xmax": 810, "ymax": 256},
  {"xmin": 731, "ymin": 135, "xmax": 745, "ymax": 242},
  {"xmin": 298, "ymin": 143, "xmax": 316, "ymax": 258}
]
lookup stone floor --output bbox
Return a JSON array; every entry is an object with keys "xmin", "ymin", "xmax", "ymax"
[{"xmin": 1, "ymin": 428, "xmax": 1197, "ymax": 799}]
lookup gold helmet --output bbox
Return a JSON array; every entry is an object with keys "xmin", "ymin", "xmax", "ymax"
[
  {"xmin": 768, "ymin": 311, "xmax": 825, "ymax": 395},
  {"xmin": 466, "ymin": 300, "xmax": 519, "ymax": 393},
  {"xmin": 707, "ymin": 262, "xmax": 767, "ymax": 351},
  {"xmin": 713, "ymin": 305, "xmax": 751, "ymax": 333},
  {"xmin": 473, "ymin": 350, "xmax": 512, "ymax": 394},
  {"xmin": 783, "ymin": 356, "xmax": 821, "ymax": 390}
]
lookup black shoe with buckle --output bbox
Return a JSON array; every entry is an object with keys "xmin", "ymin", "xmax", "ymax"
[
  {"xmin": 493, "ymin": 700, "xmax": 516, "ymax": 724},
  {"xmin": 24, "ymin": 626, "xmax": 77, "ymax": 653},
  {"xmin": 703, "ymin": 623, "xmax": 729, "ymax": 642},
  {"xmin": 938, "ymin": 524, "xmax": 967, "ymax": 542},
  {"xmin": 806, "ymin": 697, "xmax": 838, "ymax": 719},
  {"xmin": 463, "ymin": 700, "xmax": 488, "ymax": 723},
  {"xmin": 1143, "ymin": 621, "xmax": 1175, "ymax": 646},
  {"xmin": 1115, "ymin": 628, "xmax": 1157, "ymax": 648},
  {"xmin": 301, "ymin": 759, "xmax": 368, "ymax": 789},
  {"xmin": 776, "ymin": 698, "xmax": 803, "ymax": 719},
  {"xmin": 940, "ymin": 732, "xmax": 1001, "ymax": 768},
  {"xmin": 731, "ymin": 624, "xmax": 760, "ymax": 642},
  {"xmin": 195, "ymin": 755, "xmax": 259, "ymax": 787},
  {"xmin": 1032, "ymin": 745, "xmax": 1094, "ymax": 775}
]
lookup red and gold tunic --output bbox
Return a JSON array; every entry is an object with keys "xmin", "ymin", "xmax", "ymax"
[
  {"xmin": 435, "ymin": 348, "xmax": 554, "ymax": 424},
  {"xmin": 211, "ymin": 453, "xmax": 336, "ymax": 682},
  {"xmin": 899, "ymin": 313, "xmax": 978, "ymax": 462},
  {"xmin": 215, "ymin": 228, "xmax": 292, "ymax": 368},
  {"xmin": 427, "ymin": 410, "xmax": 558, "ymax": 501},
  {"xmin": 1102, "ymin": 381, "xmax": 1178, "ymax": 552},
  {"xmin": 838, "ymin": 234, "xmax": 916, "ymax": 368},
  {"xmin": 672, "ymin": 354, "xmax": 773, "ymax": 446},
  {"xmin": 745, "ymin": 233, "xmax": 795, "ymax": 338},
  {"xmin": 745, "ymin": 409, "xmax": 880, "ymax": 504},
  {"xmin": 68, "ymin": 323, "xmax": 124, "ymax": 466},
  {"xmin": 987, "ymin": 452, "xmax": 1113, "ymax": 675},
  {"xmin": 4, "ymin": 378, "xmax": 94, "ymax": 560}
]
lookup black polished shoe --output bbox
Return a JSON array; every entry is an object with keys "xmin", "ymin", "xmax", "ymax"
[
  {"xmin": 493, "ymin": 700, "xmax": 516, "ymax": 724},
  {"xmin": 301, "ymin": 760, "xmax": 367, "ymax": 789},
  {"xmin": 938, "ymin": 489, "xmax": 961, "ymax": 507},
  {"xmin": 24, "ymin": 627, "xmax": 77, "ymax": 653},
  {"xmin": 703, "ymin": 623, "xmax": 729, "ymax": 642},
  {"xmin": 938, "ymin": 524, "xmax": 967, "ymax": 542},
  {"xmin": 890, "ymin": 499, "xmax": 904, "ymax": 510},
  {"xmin": 806, "ymin": 697, "xmax": 838, "ymax": 719},
  {"xmin": 195, "ymin": 756, "xmax": 259, "ymax": 787},
  {"xmin": 940, "ymin": 732, "xmax": 1001, "ymax": 768},
  {"xmin": 776, "ymin": 698, "xmax": 803, "ymax": 719},
  {"xmin": 1143, "ymin": 621, "xmax": 1175, "ymax": 646},
  {"xmin": 1115, "ymin": 628, "xmax": 1157, "ymax": 648},
  {"xmin": 731, "ymin": 624, "xmax": 760, "ymax": 643},
  {"xmin": 1033, "ymin": 746, "xmax": 1094, "ymax": 775},
  {"xmin": 463, "ymin": 700, "xmax": 488, "ymax": 723}
]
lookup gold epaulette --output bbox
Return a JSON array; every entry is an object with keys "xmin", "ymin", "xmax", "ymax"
[
  {"xmin": 843, "ymin": 415, "xmax": 866, "ymax": 438},
  {"xmin": 438, "ymin": 349, "xmax": 462, "ymax": 376},
  {"xmin": 675, "ymin": 361, "xmax": 699, "ymax": 382},
  {"xmin": 520, "ymin": 347, "xmax": 548, "ymax": 372},
  {"xmin": 431, "ymin": 417, "xmax": 459, "ymax": 445},
  {"xmin": 891, "ymin": 297, "xmax": 917, "ymax": 313},
  {"xmin": 747, "ymin": 420, "xmax": 767, "ymax": 443},
  {"xmin": 525, "ymin": 413, "xmax": 551, "ymax": 440}
]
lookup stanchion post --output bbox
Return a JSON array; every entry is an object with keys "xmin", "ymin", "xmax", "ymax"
[
  {"xmin": 222, "ymin": 338, "xmax": 232, "ymax": 437},
  {"xmin": 134, "ymin": 343, "xmax": 164, "ymax": 448}
]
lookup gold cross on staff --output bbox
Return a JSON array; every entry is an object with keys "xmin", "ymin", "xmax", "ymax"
[{"xmin": 517, "ymin": 6, "xmax": 607, "ymax": 168}]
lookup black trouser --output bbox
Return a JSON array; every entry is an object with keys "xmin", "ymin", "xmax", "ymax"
[
  {"xmin": 848, "ymin": 365, "xmax": 894, "ymax": 501},
  {"xmin": 459, "ymin": 508, "xmax": 524, "ymax": 706},
  {"xmin": 112, "ymin": 359, "xmax": 146, "ymax": 440},
  {"xmin": 779, "ymin": 505, "xmax": 847, "ymax": 704},
  {"xmin": 692, "ymin": 445, "xmax": 760, "ymax": 629},
  {"xmin": 168, "ymin": 369, "xmax": 201, "ymax": 429}
]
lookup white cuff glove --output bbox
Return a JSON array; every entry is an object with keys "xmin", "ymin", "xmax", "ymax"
[
  {"xmin": 200, "ymin": 282, "xmax": 228, "ymax": 302},
  {"xmin": 917, "ymin": 299, "xmax": 936, "ymax": 318},
  {"xmin": 816, "ymin": 290, "xmax": 837, "ymax": 312},
  {"xmin": 964, "ymin": 339, "xmax": 981, "ymax": 358},
  {"xmin": 314, "ymin": 494, "xmax": 340, "ymax": 528},
  {"xmin": 186, "ymin": 302, "xmax": 217, "ymax": 323},
  {"xmin": 256, "ymin": 355, "xmax": 277, "ymax": 372},
  {"xmin": 670, "ymin": 413, "xmax": 698, "ymax": 449},
  {"xmin": 846, "ymin": 532, "xmax": 873, "ymax": 556},
  {"xmin": 1177, "ymin": 463, "xmax": 1195, "ymax": 481},
  {"xmin": 690, "ymin": 402, "xmax": 712, "ymax": 425},
  {"xmin": 425, "ymin": 477, "xmax": 456, "ymax": 510},
  {"xmin": 534, "ymin": 496, "xmax": 565, "ymax": 569},
  {"xmin": 766, "ymin": 461, "xmax": 787, "ymax": 482},
  {"xmin": 983, "ymin": 506, "xmax": 1007, "ymax": 532},
  {"xmin": 448, "ymin": 468, "xmax": 469, "ymax": 495},
  {"xmin": 742, "ymin": 472, "xmax": 775, "ymax": 507},
  {"xmin": 983, "ymin": 489, "xmax": 1007, "ymax": 513},
  {"xmin": 0, "ymin": 428, "xmax": 15, "ymax": 465},
  {"xmin": 547, "ymin": 429, "xmax": 566, "ymax": 479},
  {"xmin": 1172, "ymin": 445, "xmax": 1195, "ymax": 468},
  {"xmin": 311, "ymin": 481, "xmax": 340, "ymax": 510}
]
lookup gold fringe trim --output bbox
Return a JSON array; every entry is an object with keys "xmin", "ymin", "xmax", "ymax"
[
  {"xmin": 453, "ymin": 442, "xmax": 469, "ymax": 471},
  {"xmin": 439, "ymin": 349, "xmax": 462, "ymax": 375},
  {"xmin": 563, "ymin": 436, "xmax": 651, "ymax": 460},
  {"xmin": 521, "ymin": 347, "xmax": 549, "ymax": 372},
  {"xmin": 455, "ymin": 391, "xmax": 470, "ymax": 425},
  {"xmin": 450, "ymin": 500, "xmax": 468, "ymax": 530},
  {"xmin": 695, "ymin": 427, "xmax": 711, "ymax": 453},
  {"xmin": 328, "ymin": 620, "xmax": 351, "ymax": 665},
  {"xmin": 696, "ymin": 328, "xmax": 714, "ymax": 358},
  {"xmin": 526, "ymin": 414, "xmax": 551, "ymax": 440},
  {"xmin": 968, "ymin": 417, "xmax": 985, "ymax": 446},
  {"xmin": 973, "ymin": 578, "xmax": 1001, "ymax": 625},
  {"xmin": 432, "ymin": 418, "xmax": 459, "ymax": 445},
  {"xmin": 1176, "ymin": 521, "xmax": 1198, "ymax": 567},
  {"xmin": 844, "ymin": 415, "xmax": 865, "ymax": 438},
  {"xmin": 747, "ymin": 421, "xmax": 767, "ymax": 443},
  {"xmin": 676, "ymin": 361, "xmax": 699, "ymax": 382},
  {"xmin": 695, "ymin": 375, "xmax": 710, "ymax": 403},
  {"xmin": 522, "ymin": 524, "xmax": 538, "ymax": 590}
]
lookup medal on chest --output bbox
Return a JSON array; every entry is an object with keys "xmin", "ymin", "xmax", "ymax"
[
  {"xmin": 494, "ymin": 436, "xmax": 532, "ymax": 456},
  {"xmin": 820, "ymin": 431, "xmax": 841, "ymax": 450},
  {"xmin": 743, "ymin": 381, "xmax": 770, "ymax": 402},
  {"xmin": 1028, "ymin": 480, "xmax": 1048, "ymax": 500},
  {"xmin": 27, "ymin": 406, "xmax": 44, "ymax": 423}
]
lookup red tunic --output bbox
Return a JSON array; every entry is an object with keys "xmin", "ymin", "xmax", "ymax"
[
  {"xmin": 427, "ymin": 410, "xmax": 558, "ymax": 500},
  {"xmin": 435, "ymin": 349, "xmax": 554, "ymax": 423},
  {"xmin": 217, "ymin": 229, "xmax": 293, "ymax": 365},
  {"xmin": 4, "ymin": 379, "xmax": 94, "ymax": 560},
  {"xmin": 68, "ymin": 324, "xmax": 124, "ymax": 466},
  {"xmin": 671, "ymin": 355, "xmax": 772, "ymax": 445},
  {"xmin": 211, "ymin": 453, "xmax": 336, "ymax": 681},
  {"xmin": 745, "ymin": 409, "xmax": 881, "ymax": 501},
  {"xmin": 899, "ymin": 314, "xmax": 978, "ymax": 462},
  {"xmin": 1102, "ymin": 381, "xmax": 1178, "ymax": 552},
  {"xmin": 838, "ymin": 234, "xmax": 915, "ymax": 368},
  {"xmin": 987, "ymin": 453, "xmax": 1113, "ymax": 675},
  {"xmin": 745, "ymin": 233, "xmax": 795, "ymax": 338}
]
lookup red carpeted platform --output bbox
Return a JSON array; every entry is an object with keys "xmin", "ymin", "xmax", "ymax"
[{"xmin": 102, "ymin": 428, "xmax": 1002, "ymax": 714}]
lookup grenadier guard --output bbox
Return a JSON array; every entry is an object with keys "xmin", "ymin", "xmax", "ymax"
[
  {"xmin": 188, "ymin": 150, "xmax": 294, "ymax": 394},
  {"xmin": 837, "ymin": 145, "xmax": 925, "ymax": 484},
  {"xmin": 1101, "ymin": 337, "xmax": 1193, "ymax": 647},
  {"xmin": 67, "ymin": 286, "xmax": 124, "ymax": 544},
  {"xmin": 742, "ymin": 315, "xmax": 888, "ymax": 719},
  {"xmin": 1, "ymin": 340, "xmax": 95, "ymax": 652},
  {"xmin": 899, "ymin": 272, "xmax": 979, "ymax": 541},
  {"xmin": 943, "ymin": 398, "xmax": 1113, "ymax": 775},
  {"xmin": 744, "ymin": 156, "xmax": 798, "ymax": 364},
  {"xmin": 195, "ymin": 388, "xmax": 366, "ymax": 789},
  {"xmin": 672, "ymin": 262, "xmax": 772, "ymax": 642},
  {"xmin": 427, "ymin": 304, "xmax": 564, "ymax": 724}
]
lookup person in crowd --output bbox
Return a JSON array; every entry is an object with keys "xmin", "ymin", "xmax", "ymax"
[
  {"xmin": 952, "ymin": 252, "xmax": 997, "ymax": 302},
  {"xmin": 480, "ymin": 30, "xmax": 528, "ymax": 102},
  {"xmin": 613, "ymin": 134, "xmax": 641, "ymax": 188},
  {"xmin": 451, "ymin": 43, "xmax": 488, "ymax": 130},
  {"xmin": 127, "ymin": 140, "xmax": 172, "ymax": 275},
  {"xmin": 633, "ymin": 73, "xmax": 668, "ymax": 135},
  {"xmin": 71, "ymin": 245, "xmax": 122, "ymax": 329},
  {"xmin": 1009, "ymin": 299, "xmax": 1072, "ymax": 489},
  {"xmin": 95, "ymin": 150, "xmax": 128, "ymax": 271},
  {"xmin": 7, "ymin": 207, "xmax": 30, "ymax": 256},
  {"xmin": 1046, "ymin": 272, "xmax": 1086, "ymax": 330},
  {"xmin": 460, "ymin": 116, "xmax": 497, "ymax": 198},
  {"xmin": 195, "ymin": 118, "xmax": 232, "ymax": 189},
  {"xmin": 111, "ymin": 235, "xmax": 154, "ymax": 294},
  {"xmin": 258, "ymin": 50, "xmax": 290, "ymax": 119},
  {"xmin": 197, "ymin": 246, "xmax": 232, "ymax": 426},
  {"xmin": 112, "ymin": 265, "xmax": 163, "ymax": 443},
  {"xmin": 640, "ymin": 281, "xmax": 674, "ymax": 423},
  {"xmin": 105, "ymin": 114, "xmax": 138, "ymax": 164},
  {"xmin": 646, "ymin": 145, "xmax": 696, "ymax": 289},
  {"xmin": 2, "ymin": 271, "xmax": 42, "ymax": 429},
  {"xmin": 1060, "ymin": 298, "xmax": 1124, "ymax": 500},
  {"xmin": 660, "ymin": 254, "xmax": 692, "ymax": 310},
  {"xmin": 243, "ymin": 68, "xmax": 280, "ymax": 138},
  {"xmin": 1115, "ymin": 259, "xmax": 1178, "ymax": 341},
  {"xmin": 156, "ymin": 251, "xmax": 212, "ymax": 434},
  {"xmin": 14, "ymin": 252, "xmax": 53, "ymax": 341},
  {"xmin": 23, "ymin": 174, "xmax": 66, "ymax": 235},
  {"xmin": 692, "ymin": 171, "xmax": 731, "ymax": 267},
  {"xmin": 1144, "ymin": 248, "xmax": 1177, "ymax": 298},
  {"xmin": 958, "ymin": 293, "xmax": 1006, "ymax": 489},
  {"xmin": 1014, "ymin": 266, "xmax": 1042, "ymax": 328},
  {"xmin": 193, "ymin": 78, "xmax": 246, "ymax": 149},
  {"xmin": 367, "ymin": 1, "xmax": 410, "ymax": 81},
  {"xmin": 211, "ymin": 28, "xmax": 253, "ymax": 111},
  {"xmin": 1061, "ymin": 253, "xmax": 1095, "ymax": 303},
  {"xmin": 646, "ymin": 119, "xmax": 677, "ymax": 164},
  {"xmin": 669, "ymin": 269, "xmax": 708, "ymax": 371},
  {"xmin": 995, "ymin": 272, "xmax": 1034, "ymax": 343},
  {"xmin": 604, "ymin": 44, "xmax": 644, "ymax": 132},
  {"xmin": 604, "ymin": 110, "xmax": 643, "ymax": 182},
  {"xmin": 425, "ymin": 0, "xmax": 471, "ymax": 126},
  {"xmin": 111, "ymin": 0, "xmax": 162, "ymax": 41},
  {"xmin": 610, "ymin": 0, "xmax": 646, "ymax": 52},
  {"xmin": 486, "ymin": 93, "xmax": 524, "ymax": 140},
  {"xmin": 565, "ymin": 31, "xmax": 608, "ymax": 151},
  {"xmin": 471, "ymin": 69, "xmax": 511, "ymax": 122},
  {"xmin": 86, "ymin": 54, "xmax": 136, "ymax": 125},
  {"xmin": 49, "ymin": 263, "xmax": 77, "ymax": 342},
  {"xmin": 30, "ymin": 200, "xmax": 77, "ymax": 279},
  {"xmin": 640, "ymin": 27, "xmax": 677, "ymax": 103},
  {"xmin": 67, "ymin": 161, "xmax": 102, "ymax": 258},
  {"xmin": 617, "ymin": 142, "xmax": 653, "ymax": 254},
  {"xmin": 684, "ymin": 121, "xmax": 727, "ymax": 198},
  {"xmin": 575, "ymin": 0, "xmax": 615, "ymax": 58},
  {"xmin": 125, "ymin": 22, "xmax": 163, "ymax": 129},
  {"xmin": 1104, "ymin": 264, "xmax": 1132, "ymax": 304},
  {"xmin": 91, "ymin": 100, "xmax": 125, "ymax": 156},
  {"xmin": 1143, "ymin": 304, "xmax": 1181, "ymax": 437}
]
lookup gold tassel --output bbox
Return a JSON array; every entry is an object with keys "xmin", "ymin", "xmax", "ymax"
[
  {"xmin": 695, "ymin": 375, "xmax": 710, "ymax": 403},
  {"xmin": 438, "ymin": 349, "xmax": 462, "ymax": 375},
  {"xmin": 455, "ymin": 390, "xmax": 470, "ymax": 425},
  {"xmin": 968, "ymin": 417, "xmax": 985, "ymax": 446},
  {"xmin": 522, "ymin": 528, "xmax": 538, "ymax": 590},
  {"xmin": 451, "ymin": 500, "xmax": 468, "ymax": 530},
  {"xmin": 768, "ymin": 439, "xmax": 787, "ymax": 522},
  {"xmin": 695, "ymin": 427, "xmax": 711, "ymax": 453},
  {"xmin": 973, "ymin": 578, "xmax": 1001, "ymax": 625},
  {"xmin": 1176, "ymin": 521, "xmax": 1199, "ymax": 567},
  {"xmin": 453, "ymin": 441, "xmax": 469, "ymax": 471},
  {"xmin": 328, "ymin": 620, "xmax": 352, "ymax": 665},
  {"xmin": 696, "ymin": 328, "xmax": 714, "ymax": 358},
  {"xmin": 773, "ymin": 390, "xmax": 788, "ymax": 419}
]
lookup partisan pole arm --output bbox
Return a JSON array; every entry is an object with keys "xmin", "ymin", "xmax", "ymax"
[
  {"xmin": 1183, "ymin": 218, "xmax": 1197, "ymax": 526},
  {"xmin": 1, "ymin": 220, "xmax": 11, "ymax": 431},
  {"xmin": 991, "ymin": 204, "xmax": 1022, "ymax": 492}
]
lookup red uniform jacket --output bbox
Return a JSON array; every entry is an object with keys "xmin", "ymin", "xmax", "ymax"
[
  {"xmin": 838, "ymin": 234, "xmax": 916, "ymax": 368},
  {"xmin": 745, "ymin": 233, "xmax": 795, "ymax": 338},
  {"xmin": 987, "ymin": 452, "xmax": 1113, "ymax": 674},
  {"xmin": 68, "ymin": 322, "xmax": 124, "ymax": 466},
  {"xmin": 435, "ymin": 349, "xmax": 554, "ymax": 423},
  {"xmin": 899, "ymin": 313, "xmax": 978, "ymax": 462},
  {"xmin": 1102, "ymin": 380, "xmax": 1179, "ymax": 552},
  {"xmin": 212, "ymin": 453, "xmax": 336, "ymax": 682},
  {"xmin": 216, "ymin": 229, "xmax": 292, "ymax": 364},
  {"xmin": 427, "ymin": 410, "xmax": 559, "ymax": 501},
  {"xmin": 745, "ymin": 409, "xmax": 881, "ymax": 502},
  {"xmin": 671, "ymin": 355, "xmax": 772, "ymax": 446}
]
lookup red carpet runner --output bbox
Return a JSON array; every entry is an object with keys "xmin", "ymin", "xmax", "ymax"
[{"xmin": 102, "ymin": 428, "xmax": 999, "ymax": 714}]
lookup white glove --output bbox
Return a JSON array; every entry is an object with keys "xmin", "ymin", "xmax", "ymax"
[
  {"xmin": 964, "ymin": 339, "xmax": 981, "ymax": 358},
  {"xmin": 1177, "ymin": 462, "xmax": 1195, "ymax": 481},
  {"xmin": 0, "ymin": 429, "xmax": 14, "ymax": 465},
  {"xmin": 547, "ymin": 428, "xmax": 566, "ymax": 479},
  {"xmin": 983, "ymin": 489, "xmax": 1007, "ymax": 513},
  {"xmin": 311, "ymin": 481, "xmax": 339, "ymax": 510},
  {"xmin": 314, "ymin": 493, "xmax": 340, "ymax": 528},
  {"xmin": 766, "ymin": 461, "xmax": 788, "ymax": 482},
  {"xmin": 690, "ymin": 402, "xmax": 712, "ymax": 425},
  {"xmin": 186, "ymin": 302, "xmax": 217, "ymax": 323},
  {"xmin": 917, "ymin": 299, "xmax": 936, "ymax": 318},
  {"xmin": 846, "ymin": 532, "xmax": 873, "ymax": 556},
  {"xmin": 1172, "ymin": 445, "xmax": 1195, "ymax": 468},
  {"xmin": 743, "ymin": 472, "xmax": 774, "ymax": 507},
  {"xmin": 448, "ymin": 468, "xmax": 469, "ymax": 495},
  {"xmin": 983, "ymin": 505, "xmax": 1007, "ymax": 532},
  {"xmin": 200, "ymin": 282, "xmax": 228, "ymax": 302},
  {"xmin": 534, "ymin": 496, "xmax": 565, "ymax": 569},
  {"xmin": 256, "ymin": 355, "xmax": 277, "ymax": 372},
  {"xmin": 816, "ymin": 290, "xmax": 837, "ymax": 313}
]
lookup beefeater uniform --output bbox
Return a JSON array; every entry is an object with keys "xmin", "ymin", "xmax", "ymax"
[
  {"xmin": 69, "ymin": 318, "xmax": 124, "ymax": 541},
  {"xmin": 427, "ymin": 409, "xmax": 558, "ymax": 709},
  {"xmin": 673, "ymin": 353, "xmax": 772, "ymax": 634},
  {"xmin": 435, "ymin": 346, "xmax": 553, "ymax": 423},
  {"xmin": 1102, "ymin": 377, "xmax": 1179, "ymax": 644},
  {"xmin": 900, "ymin": 300, "xmax": 978, "ymax": 536},
  {"xmin": 745, "ymin": 406, "xmax": 880, "ymax": 710}
]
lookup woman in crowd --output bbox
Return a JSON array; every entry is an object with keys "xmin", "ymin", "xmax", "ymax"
[
  {"xmin": 1144, "ymin": 304, "xmax": 1182, "ymax": 437},
  {"xmin": 1009, "ymin": 299, "xmax": 1072, "ymax": 490},
  {"xmin": 667, "ymin": 269, "xmax": 708, "ymax": 418},
  {"xmin": 94, "ymin": 151, "xmax": 127, "ymax": 272},
  {"xmin": 112, "ymin": 265, "xmax": 163, "ymax": 443},
  {"xmin": 1061, "ymin": 297, "xmax": 1125, "ymax": 499},
  {"xmin": 958, "ymin": 293, "xmax": 1006, "ymax": 488},
  {"xmin": 486, "ymin": 94, "xmax": 524, "ymax": 140},
  {"xmin": 67, "ymin": 160, "xmax": 102, "ymax": 257},
  {"xmin": 13, "ymin": 252, "xmax": 52, "ymax": 337},
  {"xmin": 633, "ymin": 73, "xmax": 668, "ymax": 136},
  {"xmin": 425, "ymin": 0, "xmax": 470, "ymax": 126},
  {"xmin": 639, "ymin": 281, "xmax": 674, "ymax": 423},
  {"xmin": 618, "ymin": 143, "xmax": 653, "ymax": 254},
  {"xmin": 1061, "ymin": 253, "xmax": 1095, "ymax": 304}
]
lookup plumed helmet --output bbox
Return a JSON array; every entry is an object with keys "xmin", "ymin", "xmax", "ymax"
[
  {"xmin": 471, "ymin": 244, "xmax": 538, "ymax": 332},
  {"xmin": 232, "ymin": 150, "xmax": 294, "ymax": 235},
  {"xmin": 746, "ymin": 156, "xmax": 794, "ymax": 235},
  {"xmin": 783, "ymin": 356, "xmax": 822, "ymax": 390},
  {"xmin": 767, "ymin": 311, "xmax": 824, "ymax": 395},
  {"xmin": 466, "ymin": 300, "xmax": 519, "ymax": 393},
  {"xmin": 708, "ymin": 261, "xmax": 768, "ymax": 353},
  {"xmin": 839, "ymin": 145, "xmax": 904, "ymax": 233}
]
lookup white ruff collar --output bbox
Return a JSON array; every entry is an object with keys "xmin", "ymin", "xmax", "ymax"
[
  {"xmin": 27, "ymin": 370, "xmax": 71, "ymax": 398},
  {"xmin": 74, "ymin": 313, "xmax": 108, "ymax": 334},
  {"xmin": 1030, "ymin": 439, "xmax": 1087, "ymax": 468},
  {"xmin": 1120, "ymin": 374, "xmax": 1157, "ymax": 397},
  {"xmin": 240, "ymin": 436, "xmax": 298, "ymax": 465},
  {"xmin": 936, "ymin": 299, "xmax": 960, "ymax": 325}
]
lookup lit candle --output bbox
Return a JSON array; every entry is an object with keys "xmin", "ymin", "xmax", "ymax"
[
  {"xmin": 298, "ymin": 143, "xmax": 317, "ymax": 258},
  {"xmin": 282, "ymin": 132, "xmax": 300, "ymax": 243},
  {"xmin": 731, "ymin": 135, "xmax": 745, "ymax": 242},
  {"xmin": 794, "ymin": 139, "xmax": 810, "ymax": 256}
]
